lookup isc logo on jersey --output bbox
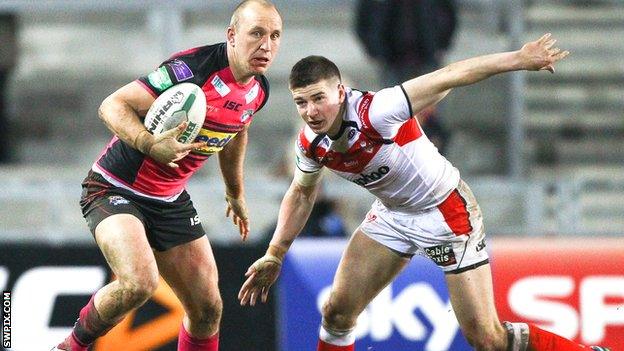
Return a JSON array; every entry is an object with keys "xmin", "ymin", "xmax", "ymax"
[{"xmin": 193, "ymin": 129, "xmax": 237, "ymax": 156}]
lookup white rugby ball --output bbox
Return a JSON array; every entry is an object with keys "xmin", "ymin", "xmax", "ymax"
[{"xmin": 144, "ymin": 82, "xmax": 206, "ymax": 144}]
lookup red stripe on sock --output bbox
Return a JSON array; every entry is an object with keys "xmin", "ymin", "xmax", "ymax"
[
  {"xmin": 317, "ymin": 339, "xmax": 354, "ymax": 351},
  {"xmin": 528, "ymin": 324, "xmax": 586, "ymax": 351}
]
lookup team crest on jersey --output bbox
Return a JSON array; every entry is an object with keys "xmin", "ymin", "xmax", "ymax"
[
  {"xmin": 108, "ymin": 196, "xmax": 130, "ymax": 206},
  {"xmin": 358, "ymin": 140, "xmax": 374, "ymax": 153},
  {"xmin": 348, "ymin": 129, "xmax": 357, "ymax": 140},
  {"xmin": 245, "ymin": 83, "xmax": 259, "ymax": 103},
  {"xmin": 211, "ymin": 75, "xmax": 231, "ymax": 97},
  {"xmin": 240, "ymin": 109, "xmax": 254, "ymax": 123}
]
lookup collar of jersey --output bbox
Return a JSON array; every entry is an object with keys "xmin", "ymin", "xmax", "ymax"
[{"xmin": 327, "ymin": 120, "xmax": 358, "ymax": 141}]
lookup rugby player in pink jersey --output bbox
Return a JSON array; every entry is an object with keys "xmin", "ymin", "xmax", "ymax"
[
  {"xmin": 52, "ymin": 1, "xmax": 282, "ymax": 350},
  {"xmin": 240, "ymin": 35, "xmax": 610, "ymax": 351}
]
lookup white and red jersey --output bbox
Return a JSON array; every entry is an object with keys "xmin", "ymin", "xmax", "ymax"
[{"xmin": 295, "ymin": 86, "xmax": 460, "ymax": 213}]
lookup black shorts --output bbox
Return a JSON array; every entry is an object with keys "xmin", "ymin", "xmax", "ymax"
[{"xmin": 80, "ymin": 171, "xmax": 206, "ymax": 251}]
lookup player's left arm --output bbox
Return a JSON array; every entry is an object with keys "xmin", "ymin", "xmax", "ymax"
[
  {"xmin": 218, "ymin": 124, "xmax": 250, "ymax": 240},
  {"xmin": 402, "ymin": 33, "xmax": 569, "ymax": 114},
  {"xmin": 239, "ymin": 173, "xmax": 323, "ymax": 306}
]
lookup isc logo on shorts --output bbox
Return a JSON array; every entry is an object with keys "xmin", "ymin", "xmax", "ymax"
[{"xmin": 190, "ymin": 215, "xmax": 201, "ymax": 226}]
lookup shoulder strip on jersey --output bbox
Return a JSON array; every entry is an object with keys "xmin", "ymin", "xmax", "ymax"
[
  {"xmin": 399, "ymin": 84, "xmax": 414, "ymax": 117},
  {"xmin": 170, "ymin": 42, "xmax": 228, "ymax": 88},
  {"xmin": 255, "ymin": 75, "xmax": 270, "ymax": 111},
  {"xmin": 138, "ymin": 43, "xmax": 229, "ymax": 96},
  {"xmin": 356, "ymin": 91, "xmax": 394, "ymax": 145},
  {"xmin": 309, "ymin": 133, "xmax": 327, "ymax": 161}
]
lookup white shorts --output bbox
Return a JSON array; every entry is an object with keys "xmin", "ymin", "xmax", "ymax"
[{"xmin": 359, "ymin": 180, "xmax": 489, "ymax": 273}]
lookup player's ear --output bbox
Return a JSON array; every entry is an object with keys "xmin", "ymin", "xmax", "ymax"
[
  {"xmin": 337, "ymin": 83, "xmax": 346, "ymax": 103},
  {"xmin": 227, "ymin": 26, "xmax": 236, "ymax": 47}
]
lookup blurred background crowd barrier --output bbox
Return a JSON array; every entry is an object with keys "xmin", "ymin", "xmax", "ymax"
[{"xmin": 0, "ymin": 0, "xmax": 622, "ymax": 350}]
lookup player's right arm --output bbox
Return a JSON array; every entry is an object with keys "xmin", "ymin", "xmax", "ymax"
[
  {"xmin": 238, "ymin": 166, "xmax": 324, "ymax": 306},
  {"xmin": 99, "ymin": 81, "xmax": 155, "ymax": 151},
  {"xmin": 99, "ymin": 81, "xmax": 204, "ymax": 168}
]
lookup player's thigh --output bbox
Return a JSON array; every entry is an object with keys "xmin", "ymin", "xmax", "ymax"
[
  {"xmin": 444, "ymin": 263, "xmax": 500, "ymax": 330},
  {"xmin": 328, "ymin": 229, "xmax": 410, "ymax": 315},
  {"xmin": 94, "ymin": 213, "xmax": 158, "ymax": 282},
  {"xmin": 154, "ymin": 235, "xmax": 220, "ymax": 308}
]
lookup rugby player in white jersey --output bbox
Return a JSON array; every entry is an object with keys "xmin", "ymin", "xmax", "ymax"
[{"xmin": 239, "ymin": 35, "xmax": 610, "ymax": 351}]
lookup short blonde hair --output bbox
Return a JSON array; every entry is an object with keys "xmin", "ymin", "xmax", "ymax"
[{"xmin": 230, "ymin": 0, "xmax": 279, "ymax": 29}]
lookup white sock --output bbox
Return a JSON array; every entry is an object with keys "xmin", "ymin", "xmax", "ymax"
[
  {"xmin": 319, "ymin": 325, "xmax": 355, "ymax": 346},
  {"xmin": 504, "ymin": 322, "xmax": 529, "ymax": 351}
]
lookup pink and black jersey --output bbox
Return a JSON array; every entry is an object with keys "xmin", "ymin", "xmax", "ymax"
[
  {"xmin": 295, "ymin": 86, "xmax": 459, "ymax": 213},
  {"xmin": 94, "ymin": 43, "xmax": 269, "ymax": 201}
]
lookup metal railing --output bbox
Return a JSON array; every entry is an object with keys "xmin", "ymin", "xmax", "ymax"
[{"xmin": 1, "ymin": 166, "xmax": 622, "ymax": 245}]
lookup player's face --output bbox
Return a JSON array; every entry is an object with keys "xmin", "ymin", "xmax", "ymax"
[
  {"xmin": 291, "ymin": 79, "xmax": 346, "ymax": 136},
  {"xmin": 228, "ymin": 5, "xmax": 282, "ymax": 80}
]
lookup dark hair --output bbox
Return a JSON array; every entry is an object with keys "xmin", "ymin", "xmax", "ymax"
[{"xmin": 289, "ymin": 56, "xmax": 342, "ymax": 89}]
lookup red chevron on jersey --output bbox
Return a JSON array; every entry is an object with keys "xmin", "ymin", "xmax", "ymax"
[
  {"xmin": 393, "ymin": 117, "xmax": 422, "ymax": 146},
  {"xmin": 317, "ymin": 137, "xmax": 382, "ymax": 173}
]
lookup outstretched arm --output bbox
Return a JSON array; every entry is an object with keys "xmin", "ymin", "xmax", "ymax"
[
  {"xmin": 238, "ymin": 172, "xmax": 322, "ymax": 306},
  {"xmin": 403, "ymin": 33, "xmax": 570, "ymax": 114}
]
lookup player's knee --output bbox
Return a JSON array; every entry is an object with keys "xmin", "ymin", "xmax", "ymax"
[
  {"xmin": 118, "ymin": 271, "xmax": 159, "ymax": 305},
  {"xmin": 321, "ymin": 299, "xmax": 357, "ymax": 331},
  {"xmin": 188, "ymin": 296, "xmax": 223, "ymax": 327}
]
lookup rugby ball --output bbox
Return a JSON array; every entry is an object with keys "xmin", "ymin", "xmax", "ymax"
[{"xmin": 144, "ymin": 82, "xmax": 206, "ymax": 144}]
